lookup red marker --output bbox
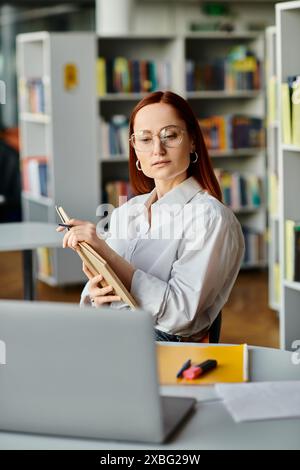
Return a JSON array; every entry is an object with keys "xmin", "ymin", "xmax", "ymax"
[{"xmin": 183, "ymin": 359, "xmax": 217, "ymax": 380}]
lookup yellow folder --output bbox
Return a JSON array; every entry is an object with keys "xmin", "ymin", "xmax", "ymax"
[{"xmin": 157, "ymin": 343, "xmax": 248, "ymax": 385}]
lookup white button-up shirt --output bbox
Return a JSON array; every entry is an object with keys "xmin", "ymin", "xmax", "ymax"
[{"xmin": 81, "ymin": 176, "xmax": 244, "ymax": 338}]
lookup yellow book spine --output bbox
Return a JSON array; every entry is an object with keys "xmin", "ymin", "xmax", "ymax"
[
  {"xmin": 96, "ymin": 57, "xmax": 106, "ymax": 97},
  {"xmin": 292, "ymin": 80, "xmax": 300, "ymax": 146}
]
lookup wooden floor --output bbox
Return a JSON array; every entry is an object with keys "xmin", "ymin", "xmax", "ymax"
[{"xmin": 0, "ymin": 251, "xmax": 279, "ymax": 348}]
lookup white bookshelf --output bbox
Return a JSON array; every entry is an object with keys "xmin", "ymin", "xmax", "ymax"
[
  {"xmin": 266, "ymin": 25, "xmax": 280, "ymax": 312},
  {"xmin": 16, "ymin": 32, "xmax": 99, "ymax": 285},
  {"xmin": 276, "ymin": 1, "xmax": 300, "ymax": 350},
  {"xmin": 97, "ymin": 32, "xmax": 267, "ymax": 270},
  {"xmin": 97, "ymin": 34, "xmax": 184, "ymax": 213},
  {"xmin": 282, "ymin": 144, "xmax": 300, "ymax": 151}
]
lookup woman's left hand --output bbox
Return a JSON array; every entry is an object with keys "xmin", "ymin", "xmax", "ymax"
[{"xmin": 56, "ymin": 219, "xmax": 103, "ymax": 252}]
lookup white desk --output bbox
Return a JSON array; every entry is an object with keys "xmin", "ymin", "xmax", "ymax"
[
  {"xmin": 0, "ymin": 222, "xmax": 62, "ymax": 299},
  {"xmin": 0, "ymin": 345, "xmax": 299, "ymax": 450}
]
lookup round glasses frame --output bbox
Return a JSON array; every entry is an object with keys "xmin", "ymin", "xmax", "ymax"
[{"xmin": 129, "ymin": 125, "xmax": 186, "ymax": 153}]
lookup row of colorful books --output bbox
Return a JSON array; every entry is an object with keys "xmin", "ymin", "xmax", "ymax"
[
  {"xmin": 242, "ymin": 227, "xmax": 266, "ymax": 265},
  {"xmin": 199, "ymin": 115, "xmax": 264, "ymax": 150},
  {"xmin": 100, "ymin": 116, "xmax": 129, "ymax": 158},
  {"xmin": 281, "ymin": 75, "xmax": 300, "ymax": 146},
  {"xmin": 285, "ymin": 219, "xmax": 300, "ymax": 283},
  {"xmin": 96, "ymin": 57, "xmax": 171, "ymax": 96},
  {"xmin": 104, "ymin": 180, "xmax": 134, "ymax": 208},
  {"xmin": 100, "ymin": 113, "xmax": 265, "ymax": 159},
  {"xmin": 186, "ymin": 47, "xmax": 261, "ymax": 92},
  {"xmin": 214, "ymin": 169, "xmax": 262, "ymax": 210},
  {"xmin": 21, "ymin": 156, "xmax": 49, "ymax": 198},
  {"xmin": 19, "ymin": 78, "xmax": 45, "ymax": 114}
]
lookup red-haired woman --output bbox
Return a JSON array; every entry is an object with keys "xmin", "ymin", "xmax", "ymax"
[{"xmin": 57, "ymin": 91, "xmax": 244, "ymax": 342}]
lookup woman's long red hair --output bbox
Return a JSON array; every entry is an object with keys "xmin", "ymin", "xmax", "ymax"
[{"xmin": 128, "ymin": 90, "xmax": 222, "ymax": 202}]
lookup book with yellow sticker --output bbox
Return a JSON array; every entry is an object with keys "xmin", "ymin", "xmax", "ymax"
[{"xmin": 157, "ymin": 343, "xmax": 248, "ymax": 385}]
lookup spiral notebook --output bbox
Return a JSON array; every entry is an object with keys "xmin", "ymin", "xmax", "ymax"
[{"xmin": 55, "ymin": 205, "xmax": 138, "ymax": 309}]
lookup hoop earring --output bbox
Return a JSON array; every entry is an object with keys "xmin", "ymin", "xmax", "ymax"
[
  {"xmin": 136, "ymin": 160, "xmax": 142, "ymax": 171},
  {"xmin": 190, "ymin": 151, "xmax": 199, "ymax": 163}
]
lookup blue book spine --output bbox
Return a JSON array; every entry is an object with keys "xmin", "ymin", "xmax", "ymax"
[
  {"xmin": 132, "ymin": 60, "xmax": 141, "ymax": 93},
  {"xmin": 38, "ymin": 163, "xmax": 48, "ymax": 197}
]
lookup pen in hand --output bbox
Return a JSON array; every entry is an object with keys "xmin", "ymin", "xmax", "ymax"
[{"xmin": 57, "ymin": 223, "xmax": 72, "ymax": 230}]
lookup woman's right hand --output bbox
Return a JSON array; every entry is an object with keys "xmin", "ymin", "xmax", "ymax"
[{"xmin": 82, "ymin": 263, "xmax": 121, "ymax": 307}]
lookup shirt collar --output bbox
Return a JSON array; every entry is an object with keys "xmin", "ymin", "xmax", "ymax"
[{"xmin": 144, "ymin": 176, "xmax": 203, "ymax": 215}]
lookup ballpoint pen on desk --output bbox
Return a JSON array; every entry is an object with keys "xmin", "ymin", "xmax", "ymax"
[{"xmin": 182, "ymin": 359, "xmax": 218, "ymax": 380}]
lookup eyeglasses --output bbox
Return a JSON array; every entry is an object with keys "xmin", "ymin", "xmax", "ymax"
[{"xmin": 130, "ymin": 125, "xmax": 186, "ymax": 152}]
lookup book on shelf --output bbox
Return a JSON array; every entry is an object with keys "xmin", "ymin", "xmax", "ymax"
[
  {"xmin": 18, "ymin": 77, "xmax": 45, "ymax": 114},
  {"xmin": 214, "ymin": 169, "xmax": 262, "ymax": 210},
  {"xmin": 292, "ymin": 76, "xmax": 300, "ymax": 147},
  {"xmin": 242, "ymin": 226, "xmax": 266, "ymax": 265},
  {"xmin": 104, "ymin": 180, "xmax": 134, "ymax": 207},
  {"xmin": 295, "ymin": 225, "xmax": 300, "ymax": 283},
  {"xmin": 157, "ymin": 343, "xmax": 248, "ymax": 385},
  {"xmin": 36, "ymin": 247, "xmax": 54, "ymax": 278},
  {"xmin": 198, "ymin": 114, "xmax": 264, "ymax": 151},
  {"xmin": 281, "ymin": 75, "xmax": 300, "ymax": 146},
  {"xmin": 21, "ymin": 156, "xmax": 49, "ymax": 198},
  {"xmin": 96, "ymin": 58, "xmax": 106, "ymax": 97},
  {"xmin": 285, "ymin": 219, "xmax": 300, "ymax": 283},
  {"xmin": 100, "ymin": 115, "xmax": 129, "ymax": 158},
  {"xmin": 96, "ymin": 57, "xmax": 171, "ymax": 96},
  {"xmin": 281, "ymin": 82, "xmax": 292, "ymax": 145},
  {"xmin": 55, "ymin": 206, "xmax": 138, "ymax": 309},
  {"xmin": 186, "ymin": 46, "xmax": 261, "ymax": 92}
]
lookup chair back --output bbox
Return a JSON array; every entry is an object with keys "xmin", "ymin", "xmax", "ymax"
[{"xmin": 208, "ymin": 311, "xmax": 222, "ymax": 343}]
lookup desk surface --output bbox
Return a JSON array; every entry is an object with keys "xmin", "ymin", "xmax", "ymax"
[
  {"xmin": 0, "ymin": 222, "xmax": 62, "ymax": 251},
  {"xmin": 0, "ymin": 345, "xmax": 299, "ymax": 450}
]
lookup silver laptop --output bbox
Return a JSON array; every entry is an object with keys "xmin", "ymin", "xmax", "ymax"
[{"xmin": 0, "ymin": 300, "xmax": 195, "ymax": 444}]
